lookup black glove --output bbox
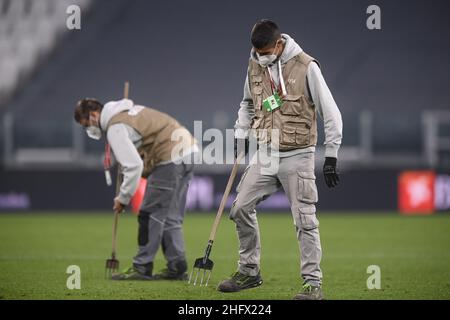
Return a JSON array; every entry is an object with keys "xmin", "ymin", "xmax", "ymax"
[
  {"xmin": 323, "ymin": 157, "xmax": 340, "ymax": 188},
  {"xmin": 234, "ymin": 137, "xmax": 249, "ymax": 159}
]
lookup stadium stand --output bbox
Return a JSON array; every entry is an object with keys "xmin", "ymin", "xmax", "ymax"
[{"xmin": 0, "ymin": 0, "xmax": 449, "ymax": 169}]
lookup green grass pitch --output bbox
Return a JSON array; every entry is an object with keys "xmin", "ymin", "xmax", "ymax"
[{"xmin": 0, "ymin": 212, "xmax": 449, "ymax": 300}]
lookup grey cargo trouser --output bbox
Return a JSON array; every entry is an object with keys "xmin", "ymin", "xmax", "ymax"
[
  {"xmin": 133, "ymin": 161, "xmax": 193, "ymax": 268},
  {"xmin": 230, "ymin": 152, "xmax": 322, "ymax": 286}
]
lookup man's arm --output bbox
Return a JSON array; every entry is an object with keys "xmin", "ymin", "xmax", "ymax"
[
  {"xmin": 233, "ymin": 74, "xmax": 255, "ymax": 158},
  {"xmin": 107, "ymin": 124, "xmax": 144, "ymax": 205},
  {"xmin": 234, "ymin": 74, "xmax": 255, "ymax": 139},
  {"xmin": 306, "ymin": 62, "xmax": 343, "ymax": 158}
]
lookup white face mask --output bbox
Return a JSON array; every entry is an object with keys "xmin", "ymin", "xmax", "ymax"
[
  {"xmin": 85, "ymin": 115, "xmax": 102, "ymax": 140},
  {"xmin": 86, "ymin": 125, "xmax": 102, "ymax": 140},
  {"xmin": 257, "ymin": 41, "xmax": 280, "ymax": 67}
]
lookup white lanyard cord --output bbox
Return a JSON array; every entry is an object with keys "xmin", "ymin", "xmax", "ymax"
[
  {"xmin": 278, "ymin": 60, "xmax": 287, "ymax": 96},
  {"xmin": 267, "ymin": 60, "xmax": 287, "ymax": 96}
]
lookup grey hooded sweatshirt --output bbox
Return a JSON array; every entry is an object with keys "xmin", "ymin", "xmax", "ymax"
[{"xmin": 235, "ymin": 33, "xmax": 343, "ymax": 159}]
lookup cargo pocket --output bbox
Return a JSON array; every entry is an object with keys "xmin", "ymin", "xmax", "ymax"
[
  {"xmin": 298, "ymin": 171, "xmax": 318, "ymax": 204},
  {"xmin": 280, "ymin": 95, "xmax": 302, "ymax": 115},
  {"xmin": 252, "ymin": 81, "xmax": 263, "ymax": 110},
  {"xmin": 251, "ymin": 116, "xmax": 263, "ymax": 129},
  {"xmin": 280, "ymin": 125, "xmax": 297, "ymax": 146},
  {"xmin": 298, "ymin": 206, "xmax": 319, "ymax": 230},
  {"xmin": 295, "ymin": 123, "xmax": 310, "ymax": 146},
  {"xmin": 142, "ymin": 178, "xmax": 176, "ymax": 211},
  {"xmin": 252, "ymin": 117, "xmax": 268, "ymax": 144},
  {"xmin": 251, "ymin": 75, "xmax": 263, "ymax": 84}
]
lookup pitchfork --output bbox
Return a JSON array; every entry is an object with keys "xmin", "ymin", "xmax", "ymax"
[
  {"xmin": 104, "ymin": 182, "xmax": 121, "ymax": 278},
  {"xmin": 189, "ymin": 154, "xmax": 243, "ymax": 286}
]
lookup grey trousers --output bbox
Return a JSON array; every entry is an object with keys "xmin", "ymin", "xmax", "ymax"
[
  {"xmin": 230, "ymin": 152, "xmax": 323, "ymax": 286},
  {"xmin": 133, "ymin": 161, "xmax": 193, "ymax": 268}
]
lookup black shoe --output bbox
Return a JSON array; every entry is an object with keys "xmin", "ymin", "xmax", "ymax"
[
  {"xmin": 153, "ymin": 260, "xmax": 188, "ymax": 280},
  {"xmin": 217, "ymin": 271, "xmax": 263, "ymax": 292}
]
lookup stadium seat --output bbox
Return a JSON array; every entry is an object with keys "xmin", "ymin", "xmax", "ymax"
[{"xmin": 0, "ymin": 0, "xmax": 93, "ymax": 101}]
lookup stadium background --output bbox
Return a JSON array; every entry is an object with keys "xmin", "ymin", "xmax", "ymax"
[{"xmin": 0, "ymin": 0, "xmax": 449, "ymax": 300}]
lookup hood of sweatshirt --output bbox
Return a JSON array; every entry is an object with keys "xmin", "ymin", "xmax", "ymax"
[
  {"xmin": 100, "ymin": 99, "xmax": 134, "ymax": 131},
  {"xmin": 250, "ymin": 33, "xmax": 303, "ymax": 66}
]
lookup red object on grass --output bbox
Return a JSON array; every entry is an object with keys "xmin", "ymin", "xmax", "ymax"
[
  {"xmin": 398, "ymin": 171, "xmax": 435, "ymax": 214},
  {"xmin": 130, "ymin": 178, "xmax": 147, "ymax": 214}
]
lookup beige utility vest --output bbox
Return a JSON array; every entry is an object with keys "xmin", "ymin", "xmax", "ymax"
[
  {"xmin": 248, "ymin": 52, "xmax": 319, "ymax": 151},
  {"xmin": 107, "ymin": 106, "xmax": 196, "ymax": 177}
]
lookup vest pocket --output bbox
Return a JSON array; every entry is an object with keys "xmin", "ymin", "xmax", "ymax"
[
  {"xmin": 252, "ymin": 85, "xmax": 263, "ymax": 110},
  {"xmin": 251, "ymin": 75, "xmax": 263, "ymax": 83},
  {"xmin": 253, "ymin": 85, "xmax": 263, "ymax": 94},
  {"xmin": 251, "ymin": 116, "xmax": 263, "ymax": 129},
  {"xmin": 295, "ymin": 125, "xmax": 310, "ymax": 146},
  {"xmin": 280, "ymin": 125, "xmax": 297, "ymax": 145},
  {"xmin": 280, "ymin": 95, "xmax": 302, "ymax": 115},
  {"xmin": 251, "ymin": 117, "xmax": 268, "ymax": 144}
]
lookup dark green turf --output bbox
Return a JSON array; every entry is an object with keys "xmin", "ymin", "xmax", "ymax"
[{"xmin": 0, "ymin": 212, "xmax": 449, "ymax": 300}]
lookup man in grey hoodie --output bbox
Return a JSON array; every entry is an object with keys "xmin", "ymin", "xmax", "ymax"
[
  {"xmin": 217, "ymin": 20, "xmax": 342, "ymax": 300},
  {"xmin": 74, "ymin": 98, "xmax": 198, "ymax": 281}
]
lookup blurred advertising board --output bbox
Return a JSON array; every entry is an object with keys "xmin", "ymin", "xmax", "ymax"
[{"xmin": 398, "ymin": 171, "xmax": 450, "ymax": 214}]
